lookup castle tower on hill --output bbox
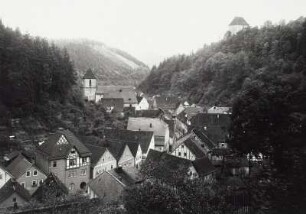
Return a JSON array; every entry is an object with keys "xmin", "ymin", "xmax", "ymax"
[
  {"xmin": 82, "ymin": 69, "xmax": 97, "ymax": 101},
  {"xmin": 229, "ymin": 17, "xmax": 249, "ymax": 35}
]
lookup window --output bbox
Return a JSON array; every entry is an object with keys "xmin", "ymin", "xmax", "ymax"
[
  {"xmin": 53, "ymin": 161, "xmax": 57, "ymax": 167},
  {"xmin": 32, "ymin": 180, "xmax": 37, "ymax": 187},
  {"xmin": 39, "ymin": 179, "xmax": 44, "ymax": 185},
  {"xmin": 178, "ymin": 152, "xmax": 181, "ymax": 156},
  {"xmin": 68, "ymin": 171, "xmax": 76, "ymax": 177},
  {"xmin": 111, "ymin": 165, "xmax": 113, "ymax": 169},
  {"xmin": 0, "ymin": 173, "xmax": 2, "ymax": 179},
  {"xmin": 26, "ymin": 171, "xmax": 31, "ymax": 177},
  {"xmin": 89, "ymin": 79, "xmax": 92, "ymax": 87},
  {"xmin": 184, "ymin": 152, "xmax": 187, "ymax": 157},
  {"xmin": 12, "ymin": 197, "xmax": 16, "ymax": 202},
  {"xmin": 69, "ymin": 159, "xmax": 77, "ymax": 167},
  {"xmin": 80, "ymin": 169, "xmax": 86, "ymax": 176},
  {"xmin": 69, "ymin": 183, "xmax": 75, "ymax": 191},
  {"xmin": 33, "ymin": 170, "xmax": 38, "ymax": 176},
  {"xmin": 21, "ymin": 182, "xmax": 25, "ymax": 188},
  {"xmin": 181, "ymin": 145, "xmax": 184, "ymax": 149},
  {"xmin": 82, "ymin": 157, "xmax": 88, "ymax": 165}
]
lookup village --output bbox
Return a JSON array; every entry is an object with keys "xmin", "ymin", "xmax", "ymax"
[{"xmin": 0, "ymin": 64, "xmax": 264, "ymax": 212}]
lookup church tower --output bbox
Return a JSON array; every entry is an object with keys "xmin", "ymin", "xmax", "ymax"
[{"xmin": 82, "ymin": 69, "xmax": 97, "ymax": 101}]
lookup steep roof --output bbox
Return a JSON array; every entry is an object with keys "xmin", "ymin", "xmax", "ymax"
[
  {"xmin": 6, "ymin": 154, "xmax": 33, "ymax": 178},
  {"xmin": 85, "ymin": 144, "xmax": 108, "ymax": 165},
  {"xmin": 82, "ymin": 69, "xmax": 96, "ymax": 79},
  {"xmin": 177, "ymin": 106, "xmax": 204, "ymax": 124},
  {"xmin": 127, "ymin": 117, "xmax": 168, "ymax": 137},
  {"xmin": 229, "ymin": 17, "xmax": 249, "ymax": 26},
  {"xmin": 104, "ymin": 129, "xmax": 154, "ymax": 154},
  {"xmin": 184, "ymin": 138, "xmax": 206, "ymax": 159},
  {"xmin": 135, "ymin": 109, "xmax": 164, "ymax": 118},
  {"xmin": 127, "ymin": 142, "xmax": 140, "ymax": 157},
  {"xmin": 96, "ymin": 86, "xmax": 138, "ymax": 104},
  {"xmin": 154, "ymin": 96, "xmax": 180, "ymax": 111},
  {"xmin": 193, "ymin": 129, "xmax": 217, "ymax": 150},
  {"xmin": 88, "ymin": 167, "xmax": 142, "ymax": 197},
  {"xmin": 32, "ymin": 173, "xmax": 69, "ymax": 200},
  {"xmin": 100, "ymin": 98, "xmax": 124, "ymax": 112},
  {"xmin": 189, "ymin": 113, "xmax": 231, "ymax": 129},
  {"xmin": 38, "ymin": 129, "xmax": 91, "ymax": 160},
  {"xmin": 144, "ymin": 150, "xmax": 215, "ymax": 181},
  {"xmin": 0, "ymin": 179, "xmax": 31, "ymax": 204},
  {"xmin": 192, "ymin": 157, "xmax": 217, "ymax": 176},
  {"xmin": 164, "ymin": 119, "xmax": 175, "ymax": 138}
]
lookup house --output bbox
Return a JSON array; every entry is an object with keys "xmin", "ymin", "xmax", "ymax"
[
  {"xmin": 189, "ymin": 113, "xmax": 231, "ymax": 147},
  {"xmin": 136, "ymin": 96, "xmax": 149, "ymax": 111},
  {"xmin": 134, "ymin": 109, "xmax": 164, "ymax": 118},
  {"xmin": 88, "ymin": 167, "xmax": 143, "ymax": 202},
  {"xmin": 85, "ymin": 144, "xmax": 117, "ymax": 179},
  {"xmin": 6, "ymin": 154, "xmax": 47, "ymax": 195},
  {"xmin": 82, "ymin": 69, "xmax": 97, "ymax": 101},
  {"xmin": 171, "ymin": 138, "xmax": 206, "ymax": 161},
  {"xmin": 228, "ymin": 17, "xmax": 249, "ymax": 35},
  {"xmin": 0, "ymin": 179, "xmax": 31, "ymax": 209},
  {"xmin": 207, "ymin": 106, "xmax": 232, "ymax": 114},
  {"xmin": 177, "ymin": 106, "xmax": 204, "ymax": 125},
  {"xmin": 152, "ymin": 96, "xmax": 180, "ymax": 113},
  {"xmin": 36, "ymin": 129, "xmax": 92, "ymax": 194},
  {"xmin": 127, "ymin": 142, "xmax": 142, "ymax": 168},
  {"xmin": 31, "ymin": 173, "xmax": 69, "ymax": 202},
  {"xmin": 144, "ymin": 150, "xmax": 216, "ymax": 183},
  {"xmin": 104, "ymin": 129, "xmax": 155, "ymax": 159},
  {"xmin": 127, "ymin": 117, "xmax": 170, "ymax": 152},
  {"xmin": 95, "ymin": 86, "xmax": 138, "ymax": 108},
  {"xmin": 81, "ymin": 70, "xmax": 138, "ymax": 107},
  {"xmin": 0, "ymin": 163, "xmax": 12, "ymax": 189},
  {"xmin": 99, "ymin": 98, "xmax": 124, "ymax": 114}
]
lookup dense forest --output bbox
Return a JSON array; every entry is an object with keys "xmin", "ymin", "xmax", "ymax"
[
  {"xmin": 140, "ymin": 17, "xmax": 306, "ymax": 106},
  {"xmin": 139, "ymin": 17, "xmax": 306, "ymax": 213},
  {"xmin": 0, "ymin": 20, "xmax": 80, "ymax": 118},
  {"xmin": 0, "ymin": 20, "xmax": 123, "ymax": 136}
]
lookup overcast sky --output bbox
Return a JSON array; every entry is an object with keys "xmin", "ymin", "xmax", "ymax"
[{"xmin": 0, "ymin": 0, "xmax": 305, "ymax": 66}]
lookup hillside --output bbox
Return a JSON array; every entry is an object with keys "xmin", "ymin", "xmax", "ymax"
[
  {"xmin": 139, "ymin": 17, "xmax": 306, "ymax": 106},
  {"xmin": 55, "ymin": 39, "xmax": 150, "ymax": 86}
]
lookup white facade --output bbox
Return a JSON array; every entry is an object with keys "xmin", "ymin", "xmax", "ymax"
[
  {"xmin": 93, "ymin": 149, "xmax": 116, "ymax": 178},
  {"xmin": 118, "ymin": 145, "xmax": 134, "ymax": 168},
  {"xmin": 136, "ymin": 97, "xmax": 149, "ymax": 110},
  {"xmin": 229, "ymin": 25, "xmax": 248, "ymax": 35},
  {"xmin": 172, "ymin": 144, "xmax": 196, "ymax": 161},
  {"xmin": 0, "ymin": 167, "xmax": 12, "ymax": 189},
  {"xmin": 83, "ymin": 78, "xmax": 97, "ymax": 101}
]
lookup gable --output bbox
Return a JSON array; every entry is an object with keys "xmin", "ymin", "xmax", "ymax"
[
  {"xmin": 118, "ymin": 145, "xmax": 134, "ymax": 163},
  {"xmin": 96, "ymin": 149, "xmax": 116, "ymax": 166},
  {"xmin": 57, "ymin": 135, "xmax": 68, "ymax": 145}
]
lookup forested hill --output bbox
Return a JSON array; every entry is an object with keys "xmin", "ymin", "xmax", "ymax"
[
  {"xmin": 0, "ymin": 20, "xmax": 82, "ymax": 124},
  {"xmin": 55, "ymin": 39, "xmax": 150, "ymax": 86},
  {"xmin": 139, "ymin": 17, "xmax": 306, "ymax": 106}
]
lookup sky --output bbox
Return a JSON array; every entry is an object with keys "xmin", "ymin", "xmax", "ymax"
[{"xmin": 0, "ymin": 0, "xmax": 305, "ymax": 67}]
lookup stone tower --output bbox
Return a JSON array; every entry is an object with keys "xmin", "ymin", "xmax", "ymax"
[
  {"xmin": 229, "ymin": 17, "xmax": 249, "ymax": 35},
  {"xmin": 82, "ymin": 69, "xmax": 97, "ymax": 101}
]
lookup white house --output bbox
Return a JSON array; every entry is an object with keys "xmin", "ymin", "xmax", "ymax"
[
  {"xmin": 171, "ymin": 138, "xmax": 206, "ymax": 161},
  {"xmin": 0, "ymin": 164, "xmax": 12, "ymax": 189},
  {"xmin": 136, "ymin": 96, "xmax": 149, "ymax": 111},
  {"xmin": 127, "ymin": 117, "xmax": 170, "ymax": 152}
]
